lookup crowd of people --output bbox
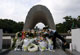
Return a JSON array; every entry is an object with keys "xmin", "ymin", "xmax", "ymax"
[{"xmin": 12, "ymin": 26, "xmax": 67, "ymax": 52}]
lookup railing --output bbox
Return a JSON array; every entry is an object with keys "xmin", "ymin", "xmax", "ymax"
[{"xmin": 3, "ymin": 33, "xmax": 71, "ymax": 37}]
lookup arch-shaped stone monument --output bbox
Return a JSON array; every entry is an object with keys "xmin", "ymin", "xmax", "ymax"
[{"xmin": 23, "ymin": 5, "xmax": 56, "ymax": 31}]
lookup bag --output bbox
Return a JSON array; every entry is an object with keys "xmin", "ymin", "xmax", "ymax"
[{"xmin": 39, "ymin": 41, "xmax": 47, "ymax": 51}]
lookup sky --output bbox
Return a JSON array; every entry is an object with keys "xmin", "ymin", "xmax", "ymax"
[{"xmin": 0, "ymin": 0, "xmax": 80, "ymax": 29}]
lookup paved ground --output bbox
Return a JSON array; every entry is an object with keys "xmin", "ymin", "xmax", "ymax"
[
  {"xmin": 72, "ymin": 50, "xmax": 80, "ymax": 55},
  {"xmin": 3, "ymin": 49, "xmax": 68, "ymax": 55},
  {"xmin": 2, "ymin": 49, "xmax": 80, "ymax": 55}
]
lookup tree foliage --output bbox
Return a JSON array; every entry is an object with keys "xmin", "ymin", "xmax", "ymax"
[
  {"xmin": 56, "ymin": 16, "xmax": 80, "ymax": 33},
  {"xmin": 0, "ymin": 19, "xmax": 24, "ymax": 33}
]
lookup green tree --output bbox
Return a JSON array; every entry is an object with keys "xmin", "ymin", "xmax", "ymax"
[
  {"xmin": 56, "ymin": 16, "xmax": 79, "ymax": 33},
  {"xmin": 77, "ymin": 16, "xmax": 80, "ymax": 28},
  {"xmin": 0, "ymin": 19, "xmax": 24, "ymax": 33}
]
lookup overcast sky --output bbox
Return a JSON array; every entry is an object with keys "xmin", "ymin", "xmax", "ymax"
[{"xmin": 0, "ymin": 0, "xmax": 80, "ymax": 28}]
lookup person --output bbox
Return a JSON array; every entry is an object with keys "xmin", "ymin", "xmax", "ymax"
[
  {"xmin": 43, "ymin": 27, "xmax": 67, "ymax": 49},
  {"xmin": 22, "ymin": 31, "xmax": 26, "ymax": 39},
  {"xmin": 26, "ymin": 30, "xmax": 34, "ymax": 38},
  {"xmin": 48, "ymin": 29, "xmax": 67, "ymax": 49}
]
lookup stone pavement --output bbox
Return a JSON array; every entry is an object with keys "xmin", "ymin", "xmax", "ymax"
[
  {"xmin": 3, "ymin": 49, "xmax": 68, "ymax": 55},
  {"xmin": 72, "ymin": 50, "xmax": 80, "ymax": 55}
]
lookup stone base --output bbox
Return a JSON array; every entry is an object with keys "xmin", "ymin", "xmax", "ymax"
[{"xmin": 72, "ymin": 29, "xmax": 80, "ymax": 52}]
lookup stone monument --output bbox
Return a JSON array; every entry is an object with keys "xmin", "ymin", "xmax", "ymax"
[
  {"xmin": 23, "ymin": 5, "xmax": 56, "ymax": 31},
  {"xmin": 72, "ymin": 29, "xmax": 80, "ymax": 52}
]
